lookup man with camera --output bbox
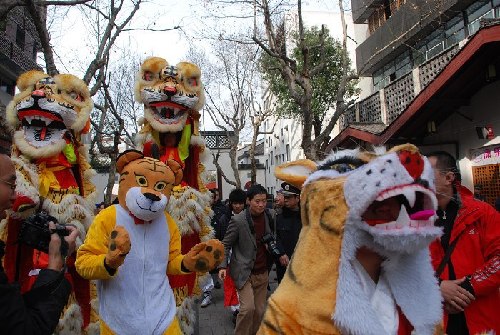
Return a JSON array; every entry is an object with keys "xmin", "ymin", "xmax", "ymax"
[
  {"xmin": 0, "ymin": 150, "xmax": 80, "ymax": 335},
  {"xmin": 274, "ymin": 182, "xmax": 302, "ymax": 283},
  {"xmin": 218, "ymin": 184, "xmax": 281, "ymax": 335}
]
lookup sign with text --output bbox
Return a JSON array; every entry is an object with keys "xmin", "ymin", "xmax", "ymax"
[{"xmin": 470, "ymin": 144, "xmax": 500, "ymax": 166}]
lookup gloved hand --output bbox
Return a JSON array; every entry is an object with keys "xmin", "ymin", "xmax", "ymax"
[
  {"xmin": 182, "ymin": 239, "xmax": 224, "ymax": 273},
  {"xmin": 105, "ymin": 226, "xmax": 131, "ymax": 269}
]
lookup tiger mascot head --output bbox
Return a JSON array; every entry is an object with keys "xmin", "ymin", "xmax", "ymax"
[
  {"xmin": 116, "ymin": 150, "xmax": 183, "ymax": 222},
  {"xmin": 6, "ymin": 70, "xmax": 92, "ymax": 158},
  {"xmin": 135, "ymin": 57, "xmax": 204, "ymax": 134},
  {"xmin": 259, "ymin": 144, "xmax": 443, "ymax": 335}
]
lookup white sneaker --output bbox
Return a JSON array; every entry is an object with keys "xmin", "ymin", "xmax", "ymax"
[{"xmin": 201, "ymin": 292, "xmax": 212, "ymax": 308}]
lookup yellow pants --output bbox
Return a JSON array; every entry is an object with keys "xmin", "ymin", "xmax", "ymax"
[{"xmin": 100, "ymin": 317, "xmax": 182, "ymax": 335}]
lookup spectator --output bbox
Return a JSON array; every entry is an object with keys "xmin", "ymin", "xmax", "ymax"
[
  {"xmin": 274, "ymin": 182, "xmax": 302, "ymax": 283},
  {"xmin": 427, "ymin": 151, "xmax": 500, "ymax": 334},
  {"xmin": 200, "ymin": 188, "xmax": 226, "ymax": 307},
  {"xmin": 218, "ymin": 188, "xmax": 247, "ymax": 325},
  {"xmin": 274, "ymin": 190, "xmax": 284, "ymax": 215},
  {"xmin": 0, "ymin": 150, "xmax": 80, "ymax": 335},
  {"xmin": 219, "ymin": 184, "xmax": 277, "ymax": 335},
  {"xmin": 473, "ymin": 184, "xmax": 486, "ymax": 202}
]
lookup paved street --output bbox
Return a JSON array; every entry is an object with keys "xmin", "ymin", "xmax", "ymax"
[{"xmin": 196, "ymin": 267, "xmax": 279, "ymax": 335}]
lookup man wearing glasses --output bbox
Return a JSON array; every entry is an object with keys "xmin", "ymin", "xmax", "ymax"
[
  {"xmin": 0, "ymin": 148, "xmax": 80, "ymax": 334},
  {"xmin": 427, "ymin": 151, "xmax": 500, "ymax": 335}
]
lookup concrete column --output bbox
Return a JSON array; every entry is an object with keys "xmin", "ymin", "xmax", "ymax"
[
  {"xmin": 380, "ymin": 89, "xmax": 387, "ymax": 124},
  {"xmin": 413, "ymin": 67, "xmax": 421, "ymax": 96}
]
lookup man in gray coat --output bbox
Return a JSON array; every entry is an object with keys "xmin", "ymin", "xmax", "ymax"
[{"xmin": 219, "ymin": 184, "xmax": 276, "ymax": 335}]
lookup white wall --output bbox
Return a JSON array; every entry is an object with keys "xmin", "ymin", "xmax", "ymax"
[
  {"xmin": 421, "ymin": 80, "xmax": 500, "ymax": 192},
  {"xmin": 202, "ymin": 148, "xmax": 235, "ymax": 200}
]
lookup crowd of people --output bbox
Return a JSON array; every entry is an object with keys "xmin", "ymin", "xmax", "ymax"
[{"xmin": 1, "ymin": 144, "xmax": 499, "ymax": 335}]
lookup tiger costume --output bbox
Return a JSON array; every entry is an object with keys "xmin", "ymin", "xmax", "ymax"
[
  {"xmin": 258, "ymin": 144, "xmax": 444, "ymax": 335},
  {"xmin": 134, "ymin": 57, "xmax": 214, "ymax": 333},
  {"xmin": 76, "ymin": 150, "xmax": 223, "ymax": 335},
  {"xmin": 1, "ymin": 70, "xmax": 98, "ymax": 334}
]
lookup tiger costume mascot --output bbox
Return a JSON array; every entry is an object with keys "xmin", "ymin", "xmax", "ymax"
[
  {"xmin": 76, "ymin": 150, "xmax": 224, "ymax": 335},
  {"xmin": 134, "ymin": 57, "xmax": 213, "ymax": 333},
  {"xmin": 258, "ymin": 144, "xmax": 444, "ymax": 335},
  {"xmin": 1, "ymin": 70, "xmax": 99, "ymax": 334}
]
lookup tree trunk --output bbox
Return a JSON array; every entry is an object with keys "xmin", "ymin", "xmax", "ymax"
[{"xmin": 104, "ymin": 151, "xmax": 117, "ymax": 206}]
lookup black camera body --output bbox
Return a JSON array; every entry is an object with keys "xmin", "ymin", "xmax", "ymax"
[
  {"xmin": 19, "ymin": 212, "xmax": 69, "ymax": 254},
  {"xmin": 262, "ymin": 233, "xmax": 283, "ymax": 260}
]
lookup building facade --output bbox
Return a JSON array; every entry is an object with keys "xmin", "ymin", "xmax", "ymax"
[
  {"xmin": 333, "ymin": 0, "xmax": 500, "ymax": 205},
  {"xmin": 0, "ymin": 6, "xmax": 42, "ymax": 149}
]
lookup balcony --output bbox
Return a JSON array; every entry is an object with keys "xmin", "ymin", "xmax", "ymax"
[{"xmin": 341, "ymin": 45, "xmax": 460, "ymax": 131}]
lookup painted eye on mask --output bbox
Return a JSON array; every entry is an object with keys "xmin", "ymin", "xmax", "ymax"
[
  {"xmin": 135, "ymin": 175, "xmax": 148, "ymax": 187},
  {"xmin": 154, "ymin": 181, "xmax": 167, "ymax": 192},
  {"xmin": 68, "ymin": 91, "xmax": 83, "ymax": 101},
  {"xmin": 143, "ymin": 71, "xmax": 153, "ymax": 81},
  {"xmin": 317, "ymin": 157, "xmax": 366, "ymax": 174}
]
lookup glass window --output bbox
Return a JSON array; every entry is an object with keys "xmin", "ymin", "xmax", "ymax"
[
  {"xmin": 494, "ymin": 0, "xmax": 500, "ymax": 6},
  {"xmin": 467, "ymin": 0, "xmax": 491, "ymax": 22}
]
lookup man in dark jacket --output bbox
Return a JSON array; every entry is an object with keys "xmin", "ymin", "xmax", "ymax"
[
  {"xmin": 0, "ymin": 150, "xmax": 79, "ymax": 335},
  {"xmin": 274, "ymin": 182, "xmax": 302, "ymax": 283},
  {"xmin": 428, "ymin": 151, "xmax": 500, "ymax": 335}
]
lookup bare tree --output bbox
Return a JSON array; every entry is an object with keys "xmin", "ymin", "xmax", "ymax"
[
  {"xmin": 90, "ymin": 49, "xmax": 142, "ymax": 205},
  {"xmin": 187, "ymin": 38, "xmax": 260, "ymax": 189}
]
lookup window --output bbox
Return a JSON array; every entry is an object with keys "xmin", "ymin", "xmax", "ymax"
[
  {"xmin": 286, "ymin": 144, "xmax": 290, "ymax": 161},
  {"xmin": 395, "ymin": 51, "xmax": 411, "ymax": 78},
  {"xmin": 15, "ymin": 25, "xmax": 25, "ymax": 48},
  {"xmin": 282, "ymin": 154, "xmax": 285, "ymax": 163},
  {"xmin": 445, "ymin": 14, "xmax": 465, "ymax": 48}
]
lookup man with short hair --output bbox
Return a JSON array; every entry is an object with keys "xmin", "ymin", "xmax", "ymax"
[
  {"xmin": 219, "ymin": 184, "xmax": 276, "ymax": 335},
  {"xmin": 274, "ymin": 190, "xmax": 284, "ymax": 214},
  {"xmin": 427, "ymin": 151, "xmax": 500, "ymax": 334},
  {"xmin": 0, "ymin": 149, "xmax": 80, "ymax": 335},
  {"xmin": 274, "ymin": 181, "xmax": 302, "ymax": 283}
]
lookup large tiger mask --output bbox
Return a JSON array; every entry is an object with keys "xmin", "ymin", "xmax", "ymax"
[
  {"xmin": 6, "ymin": 70, "xmax": 92, "ymax": 158},
  {"xmin": 259, "ymin": 144, "xmax": 443, "ymax": 335},
  {"xmin": 135, "ymin": 57, "xmax": 204, "ymax": 133}
]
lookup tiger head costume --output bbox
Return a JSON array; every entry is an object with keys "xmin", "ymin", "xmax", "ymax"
[
  {"xmin": 259, "ymin": 144, "xmax": 443, "ymax": 335},
  {"xmin": 6, "ymin": 70, "xmax": 92, "ymax": 158},
  {"xmin": 116, "ymin": 150, "xmax": 183, "ymax": 222},
  {"xmin": 1, "ymin": 71, "xmax": 97, "ymax": 334},
  {"xmin": 134, "ymin": 57, "xmax": 204, "ymax": 134}
]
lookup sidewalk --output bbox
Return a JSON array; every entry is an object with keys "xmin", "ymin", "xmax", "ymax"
[{"xmin": 196, "ymin": 267, "xmax": 279, "ymax": 335}]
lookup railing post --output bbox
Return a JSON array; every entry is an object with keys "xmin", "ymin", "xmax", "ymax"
[
  {"xmin": 413, "ymin": 67, "xmax": 421, "ymax": 96},
  {"xmin": 380, "ymin": 88, "xmax": 387, "ymax": 124}
]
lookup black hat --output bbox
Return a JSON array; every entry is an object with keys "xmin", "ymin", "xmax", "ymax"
[{"xmin": 281, "ymin": 182, "xmax": 300, "ymax": 196}]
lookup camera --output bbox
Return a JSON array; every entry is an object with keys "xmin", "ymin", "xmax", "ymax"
[
  {"xmin": 19, "ymin": 212, "xmax": 69, "ymax": 254},
  {"xmin": 261, "ymin": 233, "xmax": 283, "ymax": 260}
]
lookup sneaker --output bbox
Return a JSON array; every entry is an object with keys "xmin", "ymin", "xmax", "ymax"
[
  {"xmin": 214, "ymin": 281, "xmax": 221, "ymax": 289},
  {"xmin": 200, "ymin": 293, "xmax": 212, "ymax": 308}
]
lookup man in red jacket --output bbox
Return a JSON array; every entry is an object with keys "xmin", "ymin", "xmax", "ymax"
[{"xmin": 427, "ymin": 151, "xmax": 500, "ymax": 335}]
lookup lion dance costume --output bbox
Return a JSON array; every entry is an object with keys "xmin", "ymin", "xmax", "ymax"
[
  {"xmin": 134, "ymin": 57, "xmax": 214, "ymax": 334},
  {"xmin": 258, "ymin": 144, "xmax": 444, "ymax": 335},
  {"xmin": 1, "ymin": 70, "xmax": 99, "ymax": 334}
]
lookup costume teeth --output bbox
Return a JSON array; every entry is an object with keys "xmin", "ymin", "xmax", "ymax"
[
  {"xmin": 395, "ymin": 204, "xmax": 410, "ymax": 226},
  {"xmin": 403, "ymin": 188, "xmax": 416, "ymax": 208}
]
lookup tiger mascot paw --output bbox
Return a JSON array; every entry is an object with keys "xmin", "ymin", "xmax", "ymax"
[
  {"xmin": 182, "ymin": 239, "xmax": 224, "ymax": 273},
  {"xmin": 105, "ymin": 226, "xmax": 131, "ymax": 269}
]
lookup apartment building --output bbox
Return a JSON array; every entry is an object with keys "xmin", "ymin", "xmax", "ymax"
[{"xmin": 332, "ymin": 0, "xmax": 500, "ymax": 205}]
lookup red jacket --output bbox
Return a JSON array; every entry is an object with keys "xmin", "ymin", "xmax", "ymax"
[{"xmin": 429, "ymin": 185, "xmax": 500, "ymax": 334}]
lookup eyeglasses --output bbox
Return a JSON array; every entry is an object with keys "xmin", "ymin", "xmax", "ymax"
[{"xmin": 0, "ymin": 178, "xmax": 16, "ymax": 190}]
